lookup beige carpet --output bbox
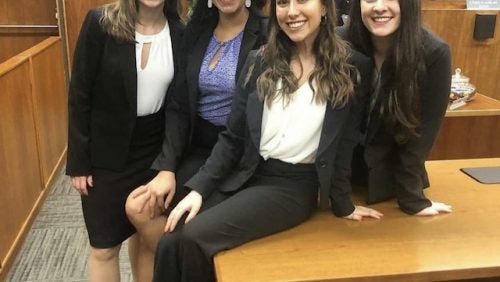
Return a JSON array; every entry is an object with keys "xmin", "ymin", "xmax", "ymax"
[{"xmin": 6, "ymin": 169, "xmax": 132, "ymax": 281}]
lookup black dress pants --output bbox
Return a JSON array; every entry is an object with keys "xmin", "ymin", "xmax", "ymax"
[{"xmin": 153, "ymin": 158, "xmax": 319, "ymax": 282}]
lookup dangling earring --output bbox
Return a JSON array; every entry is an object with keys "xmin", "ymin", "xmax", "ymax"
[
  {"xmin": 208, "ymin": 0, "xmax": 213, "ymax": 8},
  {"xmin": 245, "ymin": 0, "xmax": 251, "ymax": 8},
  {"xmin": 321, "ymin": 14, "xmax": 327, "ymax": 24}
]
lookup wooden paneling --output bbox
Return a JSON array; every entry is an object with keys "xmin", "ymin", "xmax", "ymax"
[
  {"xmin": 215, "ymin": 158, "xmax": 500, "ymax": 282},
  {"xmin": 0, "ymin": 60, "xmax": 43, "ymax": 268},
  {"xmin": 62, "ymin": 0, "xmax": 114, "ymax": 69},
  {"xmin": 431, "ymin": 115, "xmax": 500, "ymax": 160},
  {"xmin": 28, "ymin": 38, "xmax": 68, "ymax": 187},
  {"xmin": 422, "ymin": 0, "xmax": 467, "ymax": 10},
  {"xmin": 0, "ymin": 36, "xmax": 50, "ymax": 63},
  {"xmin": 430, "ymin": 94, "xmax": 500, "ymax": 160},
  {"xmin": 0, "ymin": 0, "xmax": 58, "ymax": 63},
  {"xmin": 0, "ymin": 37, "xmax": 68, "ymax": 279},
  {"xmin": 0, "ymin": 0, "xmax": 57, "ymax": 24},
  {"xmin": 423, "ymin": 4, "xmax": 500, "ymax": 99}
]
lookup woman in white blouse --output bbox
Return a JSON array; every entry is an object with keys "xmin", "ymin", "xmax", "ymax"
[
  {"xmin": 152, "ymin": 0, "xmax": 381, "ymax": 281},
  {"xmin": 66, "ymin": 0, "xmax": 182, "ymax": 280}
]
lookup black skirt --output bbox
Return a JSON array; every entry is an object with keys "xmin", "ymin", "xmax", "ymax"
[{"xmin": 81, "ymin": 110, "xmax": 164, "ymax": 248}]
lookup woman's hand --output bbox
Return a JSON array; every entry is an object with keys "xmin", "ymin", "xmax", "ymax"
[
  {"xmin": 416, "ymin": 201, "xmax": 452, "ymax": 216},
  {"xmin": 343, "ymin": 205, "xmax": 384, "ymax": 221},
  {"xmin": 130, "ymin": 171, "xmax": 176, "ymax": 218},
  {"xmin": 165, "ymin": 190, "xmax": 202, "ymax": 232},
  {"xmin": 71, "ymin": 175, "xmax": 93, "ymax": 196}
]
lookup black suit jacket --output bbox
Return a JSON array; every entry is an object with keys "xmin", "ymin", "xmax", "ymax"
[
  {"xmin": 66, "ymin": 8, "xmax": 184, "ymax": 175},
  {"xmin": 151, "ymin": 9, "xmax": 268, "ymax": 172},
  {"xmin": 341, "ymin": 28, "xmax": 452, "ymax": 214},
  {"xmin": 185, "ymin": 50, "xmax": 372, "ymax": 217}
]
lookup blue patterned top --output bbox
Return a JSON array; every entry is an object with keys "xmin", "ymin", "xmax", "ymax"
[{"xmin": 198, "ymin": 31, "xmax": 244, "ymax": 126}]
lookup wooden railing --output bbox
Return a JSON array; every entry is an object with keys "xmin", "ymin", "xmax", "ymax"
[
  {"xmin": 0, "ymin": 36, "xmax": 67, "ymax": 280},
  {"xmin": 0, "ymin": 0, "xmax": 58, "ymax": 63}
]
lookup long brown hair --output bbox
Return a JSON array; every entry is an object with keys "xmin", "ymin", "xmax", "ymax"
[
  {"xmin": 257, "ymin": 0, "xmax": 357, "ymax": 108},
  {"xmin": 348, "ymin": 0, "xmax": 425, "ymax": 143},
  {"xmin": 101, "ymin": 0, "xmax": 180, "ymax": 42}
]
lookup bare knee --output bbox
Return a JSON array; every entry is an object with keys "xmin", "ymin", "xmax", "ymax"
[
  {"xmin": 90, "ymin": 245, "xmax": 120, "ymax": 262},
  {"xmin": 125, "ymin": 192, "xmax": 151, "ymax": 226}
]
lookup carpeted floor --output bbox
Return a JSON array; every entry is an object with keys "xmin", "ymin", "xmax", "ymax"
[{"xmin": 6, "ymin": 169, "xmax": 132, "ymax": 282}]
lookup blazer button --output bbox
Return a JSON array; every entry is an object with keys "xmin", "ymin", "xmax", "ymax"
[{"xmin": 318, "ymin": 159, "xmax": 326, "ymax": 168}]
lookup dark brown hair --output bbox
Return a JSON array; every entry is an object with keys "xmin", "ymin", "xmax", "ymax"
[{"xmin": 348, "ymin": 0, "xmax": 426, "ymax": 143}]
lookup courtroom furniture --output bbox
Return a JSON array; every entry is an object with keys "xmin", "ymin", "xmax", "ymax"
[
  {"xmin": 430, "ymin": 94, "xmax": 500, "ymax": 160},
  {"xmin": 422, "ymin": 0, "xmax": 500, "ymax": 101},
  {"xmin": 0, "ymin": 37, "xmax": 67, "ymax": 280},
  {"xmin": 215, "ymin": 158, "xmax": 500, "ymax": 282},
  {"xmin": 0, "ymin": 0, "xmax": 57, "ymax": 63}
]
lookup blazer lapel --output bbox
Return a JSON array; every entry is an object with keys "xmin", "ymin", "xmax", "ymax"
[
  {"xmin": 186, "ymin": 29, "xmax": 212, "ymax": 120},
  {"xmin": 236, "ymin": 13, "xmax": 260, "ymax": 79},
  {"xmin": 246, "ymin": 89, "xmax": 264, "ymax": 149},
  {"xmin": 118, "ymin": 40, "xmax": 137, "ymax": 114},
  {"xmin": 168, "ymin": 19, "xmax": 183, "ymax": 78},
  {"xmin": 317, "ymin": 103, "xmax": 350, "ymax": 156}
]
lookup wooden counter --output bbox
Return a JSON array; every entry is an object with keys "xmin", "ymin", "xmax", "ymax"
[
  {"xmin": 430, "ymin": 94, "xmax": 500, "ymax": 160},
  {"xmin": 446, "ymin": 94, "xmax": 500, "ymax": 117},
  {"xmin": 215, "ymin": 158, "xmax": 500, "ymax": 282}
]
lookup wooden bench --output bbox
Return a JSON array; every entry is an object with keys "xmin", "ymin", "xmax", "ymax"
[{"xmin": 214, "ymin": 158, "xmax": 500, "ymax": 281}]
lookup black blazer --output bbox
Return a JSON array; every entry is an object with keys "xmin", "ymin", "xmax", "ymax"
[
  {"xmin": 185, "ymin": 50, "xmax": 372, "ymax": 217},
  {"xmin": 66, "ymin": 8, "xmax": 184, "ymax": 176},
  {"xmin": 151, "ymin": 9, "xmax": 268, "ymax": 172},
  {"xmin": 345, "ymin": 29, "xmax": 452, "ymax": 214}
]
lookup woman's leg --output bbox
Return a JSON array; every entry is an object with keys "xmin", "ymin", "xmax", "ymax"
[
  {"xmin": 88, "ymin": 245, "xmax": 121, "ymax": 282},
  {"xmin": 154, "ymin": 169, "xmax": 318, "ymax": 282},
  {"xmin": 126, "ymin": 194, "xmax": 168, "ymax": 282},
  {"xmin": 126, "ymin": 150, "xmax": 209, "ymax": 281}
]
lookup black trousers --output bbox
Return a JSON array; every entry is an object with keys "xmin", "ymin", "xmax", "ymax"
[{"xmin": 153, "ymin": 158, "xmax": 319, "ymax": 282}]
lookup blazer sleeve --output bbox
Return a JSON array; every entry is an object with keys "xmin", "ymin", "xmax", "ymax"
[
  {"xmin": 393, "ymin": 40, "xmax": 452, "ymax": 214},
  {"xmin": 184, "ymin": 51, "xmax": 261, "ymax": 199},
  {"xmin": 66, "ymin": 8, "xmax": 106, "ymax": 176},
  {"xmin": 151, "ymin": 46, "xmax": 190, "ymax": 172},
  {"xmin": 330, "ymin": 53, "xmax": 372, "ymax": 217}
]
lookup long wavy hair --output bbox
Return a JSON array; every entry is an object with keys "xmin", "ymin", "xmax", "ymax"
[
  {"xmin": 101, "ymin": 0, "xmax": 180, "ymax": 42},
  {"xmin": 348, "ymin": 0, "xmax": 425, "ymax": 143},
  {"xmin": 257, "ymin": 0, "xmax": 357, "ymax": 108}
]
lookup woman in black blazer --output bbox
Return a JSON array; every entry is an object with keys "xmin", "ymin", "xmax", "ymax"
[
  {"xmin": 66, "ymin": 0, "xmax": 182, "ymax": 280},
  {"xmin": 152, "ymin": 0, "xmax": 381, "ymax": 280},
  {"xmin": 124, "ymin": 0, "xmax": 268, "ymax": 281},
  {"xmin": 345, "ymin": 0, "xmax": 453, "ymax": 215}
]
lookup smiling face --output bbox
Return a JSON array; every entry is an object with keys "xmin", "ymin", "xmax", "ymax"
[
  {"xmin": 276, "ymin": 0, "xmax": 325, "ymax": 47},
  {"xmin": 360, "ymin": 0, "xmax": 401, "ymax": 39}
]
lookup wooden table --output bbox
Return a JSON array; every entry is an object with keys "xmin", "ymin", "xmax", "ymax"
[
  {"xmin": 215, "ymin": 158, "xmax": 500, "ymax": 282},
  {"xmin": 429, "ymin": 94, "xmax": 500, "ymax": 160}
]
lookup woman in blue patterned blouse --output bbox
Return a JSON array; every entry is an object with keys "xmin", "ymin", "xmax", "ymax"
[{"xmin": 124, "ymin": 0, "xmax": 268, "ymax": 281}]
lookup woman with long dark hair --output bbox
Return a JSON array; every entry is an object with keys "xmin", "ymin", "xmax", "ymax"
[
  {"xmin": 152, "ymin": 0, "xmax": 380, "ymax": 280},
  {"xmin": 124, "ymin": 0, "xmax": 268, "ymax": 280},
  {"xmin": 67, "ymin": 0, "xmax": 182, "ymax": 280},
  {"xmin": 345, "ymin": 0, "xmax": 453, "ymax": 215}
]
